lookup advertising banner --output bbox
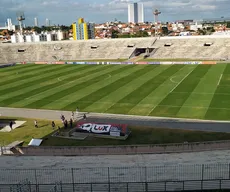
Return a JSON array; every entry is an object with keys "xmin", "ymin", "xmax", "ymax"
[
  {"xmin": 35, "ymin": 62, "xmax": 47, "ymax": 64},
  {"xmin": 87, "ymin": 62, "xmax": 97, "ymax": 64},
  {"xmin": 108, "ymin": 62, "xmax": 122, "ymax": 65},
  {"xmin": 77, "ymin": 122, "xmax": 128, "ymax": 137},
  {"xmin": 65, "ymin": 62, "xmax": 73, "ymax": 64},
  {"xmin": 183, "ymin": 61, "xmax": 202, "ymax": 64},
  {"xmin": 202, "ymin": 61, "xmax": 216, "ymax": 65},
  {"xmin": 135, "ymin": 62, "xmax": 148, "ymax": 65},
  {"xmin": 76, "ymin": 62, "xmax": 86, "ymax": 64},
  {"xmin": 160, "ymin": 62, "xmax": 173, "ymax": 65},
  {"xmin": 55, "ymin": 62, "xmax": 65, "ymax": 64},
  {"xmin": 148, "ymin": 62, "xmax": 160, "ymax": 65}
]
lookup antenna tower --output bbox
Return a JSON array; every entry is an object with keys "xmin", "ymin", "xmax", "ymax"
[
  {"xmin": 16, "ymin": 11, "xmax": 25, "ymax": 35},
  {"xmin": 153, "ymin": 9, "xmax": 161, "ymax": 37}
]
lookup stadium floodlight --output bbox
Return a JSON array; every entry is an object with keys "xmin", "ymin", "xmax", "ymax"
[
  {"xmin": 16, "ymin": 11, "xmax": 25, "ymax": 35},
  {"xmin": 153, "ymin": 9, "xmax": 161, "ymax": 37}
]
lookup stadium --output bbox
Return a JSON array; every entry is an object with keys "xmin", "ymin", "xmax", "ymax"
[{"xmin": 1, "ymin": 35, "xmax": 230, "ymax": 192}]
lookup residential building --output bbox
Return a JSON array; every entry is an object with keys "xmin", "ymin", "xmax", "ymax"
[
  {"xmin": 128, "ymin": 3, "xmax": 144, "ymax": 23},
  {"xmin": 72, "ymin": 18, "xmax": 95, "ymax": 40}
]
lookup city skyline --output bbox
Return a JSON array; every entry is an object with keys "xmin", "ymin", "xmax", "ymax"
[{"xmin": 0, "ymin": 0, "xmax": 229, "ymax": 26}]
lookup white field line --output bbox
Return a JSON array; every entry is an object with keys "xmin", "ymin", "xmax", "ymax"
[
  {"xmin": 217, "ymin": 74, "xmax": 223, "ymax": 86},
  {"xmin": 147, "ymin": 67, "xmax": 195, "ymax": 115},
  {"xmin": 170, "ymin": 76, "xmax": 179, "ymax": 84},
  {"xmin": 169, "ymin": 68, "xmax": 195, "ymax": 93}
]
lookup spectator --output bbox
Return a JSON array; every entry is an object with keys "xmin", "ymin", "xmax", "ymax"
[
  {"xmin": 70, "ymin": 118, "xmax": 73, "ymax": 128},
  {"xmin": 71, "ymin": 111, "xmax": 74, "ymax": 120},
  {"xmin": 76, "ymin": 107, "xmax": 79, "ymax": 116},
  {"xmin": 83, "ymin": 114, "xmax": 86, "ymax": 120},
  {"xmin": 9, "ymin": 121, "xmax": 13, "ymax": 130},
  {"xmin": 64, "ymin": 119, "xmax": 68, "ymax": 128},
  {"xmin": 51, "ymin": 121, "xmax": 55, "ymax": 129},
  {"xmin": 34, "ymin": 120, "xmax": 38, "ymax": 128}
]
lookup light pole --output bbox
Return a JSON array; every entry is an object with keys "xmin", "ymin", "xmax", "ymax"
[{"xmin": 153, "ymin": 9, "xmax": 161, "ymax": 37}]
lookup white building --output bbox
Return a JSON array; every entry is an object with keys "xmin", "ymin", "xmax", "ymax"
[
  {"xmin": 11, "ymin": 30, "xmax": 64, "ymax": 43},
  {"xmin": 25, "ymin": 35, "xmax": 33, "ymax": 42},
  {"xmin": 34, "ymin": 17, "xmax": 38, "ymax": 27},
  {"xmin": 45, "ymin": 18, "xmax": 50, "ymax": 26},
  {"xmin": 190, "ymin": 22, "xmax": 203, "ymax": 31},
  {"xmin": 57, "ymin": 30, "xmax": 63, "ymax": 41},
  {"xmin": 0, "ymin": 18, "xmax": 16, "ymax": 31},
  {"xmin": 128, "ymin": 3, "xmax": 144, "ymax": 23}
]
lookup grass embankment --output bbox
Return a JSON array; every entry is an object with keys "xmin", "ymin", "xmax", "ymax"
[{"xmin": 1, "ymin": 117, "xmax": 230, "ymax": 147}]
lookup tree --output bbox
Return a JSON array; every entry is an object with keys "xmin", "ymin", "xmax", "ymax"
[
  {"xmin": 227, "ymin": 22, "xmax": 230, "ymax": 28},
  {"xmin": 161, "ymin": 27, "xmax": 169, "ymax": 35},
  {"xmin": 111, "ymin": 30, "xmax": 119, "ymax": 38},
  {"xmin": 33, "ymin": 26, "xmax": 42, "ymax": 33}
]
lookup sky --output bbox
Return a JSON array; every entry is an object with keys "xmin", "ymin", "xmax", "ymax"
[{"xmin": 0, "ymin": 0, "xmax": 229, "ymax": 27}]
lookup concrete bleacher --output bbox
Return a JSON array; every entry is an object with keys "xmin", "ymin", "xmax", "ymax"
[
  {"xmin": 151, "ymin": 36, "xmax": 230, "ymax": 60},
  {"xmin": 1, "ymin": 36, "xmax": 230, "ymax": 62},
  {"xmin": 0, "ymin": 38, "xmax": 154, "ymax": 63}
]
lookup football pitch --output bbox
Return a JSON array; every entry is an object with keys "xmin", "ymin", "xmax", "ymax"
[{"xmin": 0, "ymin": 64, "xmax": 230, "ymax": 120}]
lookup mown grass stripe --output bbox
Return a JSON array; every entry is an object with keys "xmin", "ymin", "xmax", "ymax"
[
  {"xmin": 26, "ymin": 65, "xmax": 132, "ymax": 109},
  {"xmin": 106, "ymin": 65, "xmax": 185, "ymax": 114},
  {"xmin": 150, "ymin": 65, "xmax": 211, "ymax": 117},
  {"xmin": 0, "ymin": 66, "xmax": 106, "ymax": 106},
  {"xmin": 0, "ymin": 64, "xmax": 62, "ymax": 88},
  {"xmin": 7, "ymin": 65, "xmax": 109, "ymax": 107},
  {"xmin": 0, "ymin": 64, "xmax": 80, "ymax": 95},
  {"xmin": 127, "ymin": 65, "xmax": 195, "ymax": 116},
  {"xmin": 205, "ymin": 64, "xmax": 230, "ymax": 120},
  {"xmin": 84, "ymin": 65, "xmax": 169, "ymax": 113},
  {"xmin": 45, "ymin": 65, "xmax": 140, "ymax": 110},
  {"xmin": 177, "ymin": 64, "xmax": 226, "ymax": 119},
  {"xmin": 62, "ymin": 65, "xmax": 156, "ymax": 111}
]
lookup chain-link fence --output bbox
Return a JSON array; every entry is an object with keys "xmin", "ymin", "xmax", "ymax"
[{"xmin": 1, "ymin": 164, "xmax": 230, "ymax": 191}]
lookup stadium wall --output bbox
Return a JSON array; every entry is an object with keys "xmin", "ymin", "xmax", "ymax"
[{"xmin": 18, "ymin": 140, "xmax": 230, "ymax": 156}]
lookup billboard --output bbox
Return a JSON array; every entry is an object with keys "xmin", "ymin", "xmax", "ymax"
[{"xmin": 76, "ymin": 122, "xmax": 129, "ymax": 137}]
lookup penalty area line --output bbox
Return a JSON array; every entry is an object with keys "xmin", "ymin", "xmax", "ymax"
[{"xmin": 217, "ymin": 74, "xmax": 223, "ymax": 86}]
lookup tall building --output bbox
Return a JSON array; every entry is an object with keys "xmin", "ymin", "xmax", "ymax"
[
  {"xmin": 45, "ymin": 18, "xmax": 50, "ymax": 26},
  {"xmin": 34, "ymin": 17, "xmax": 38, "ymax": 27},
  {"xmin": 72, "ymin": 18, "xmax": 95, "ymax": 40},
  {"xmin": 128, "ymin": 2, "xmax": 144, "ymax": 23}
]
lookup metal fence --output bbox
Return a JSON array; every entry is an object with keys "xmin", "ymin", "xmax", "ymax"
[
  {"xmin": 1, "ymin": 164, "xmax": 230, "ymax": 191},
  {"xmin": 1, "ymin": 180, "xmax": 230, "ymax": 192}
]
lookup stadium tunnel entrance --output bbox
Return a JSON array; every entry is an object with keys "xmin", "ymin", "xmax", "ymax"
[{"xmin": 129, "ymin": 48, "xmax": 155, "ymax": 59}]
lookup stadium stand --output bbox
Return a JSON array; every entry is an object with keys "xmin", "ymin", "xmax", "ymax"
[
  {"xmin": 151, "ymin": 36, "xmax": 230, "ymax": 60},
  {"xmin": 1, "ymin": 36, "xmax": 230, "ymax": 63},
  {"xmin": 0, "ymin": 38, "xmax": 154, "ymax": 63}
]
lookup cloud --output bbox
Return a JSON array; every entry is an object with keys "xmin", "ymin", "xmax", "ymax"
[{"xmin": 0, "ymin": 0, "xmax": 229, "ymax": 26}]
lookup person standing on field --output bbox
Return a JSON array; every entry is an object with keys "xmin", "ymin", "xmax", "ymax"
[
  {"xmin": 9, "ymin": 121, "xmax": 13, "ymax": 130},
  {"xmin": 34, "ymin": 120, "xmax": 38, "ymax": 128},
  {"xmin": 70, "ymin": 118, "xmax": 73, "ymax": 128},
  {"xmin": 51, "ymin": 121, "xmax": 55, "ymax": 129}
]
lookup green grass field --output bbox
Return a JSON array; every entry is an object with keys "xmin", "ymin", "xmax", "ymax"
[
  {"xmin": 1, "ymin": 117, "xmax": 230, "ymax": 146},
  {"xmin": 0, "ymin": 64, "xmax": 230, "ymax": 120}
]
